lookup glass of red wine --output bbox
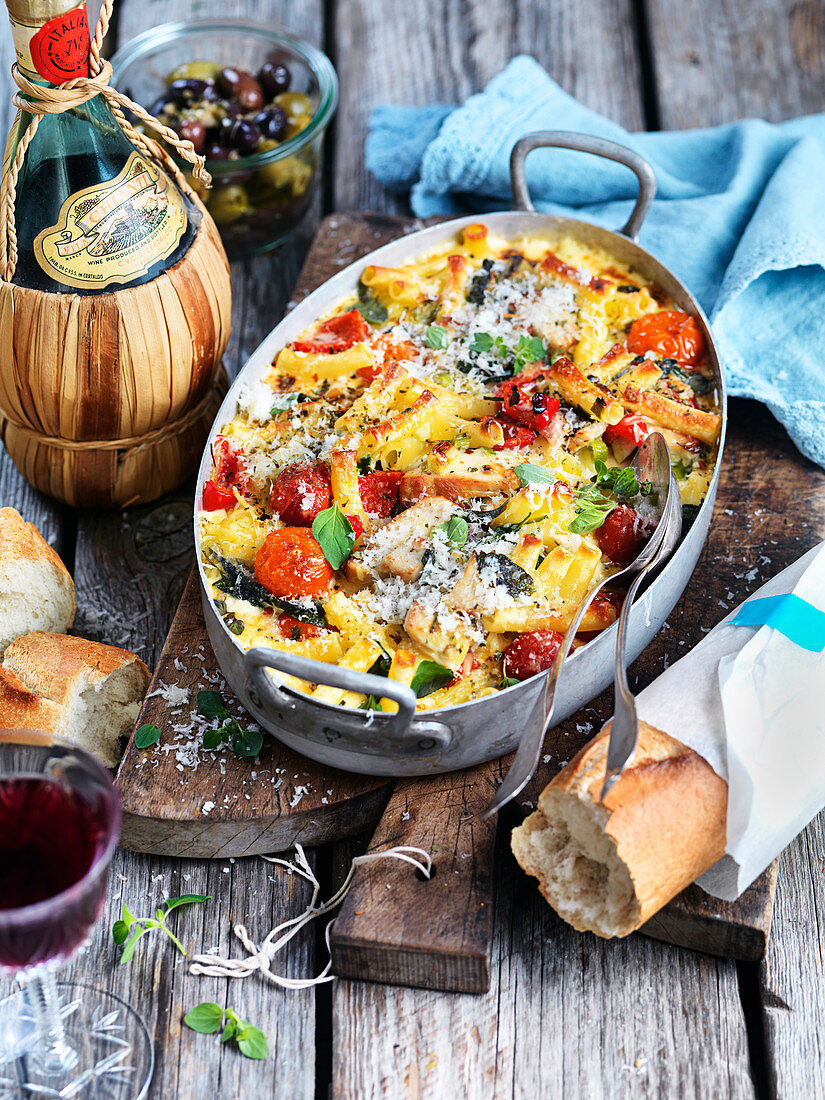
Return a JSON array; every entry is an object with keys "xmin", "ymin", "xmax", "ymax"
[{"xmin": 0, "ymin": 732, "xmax": 153, "ymax": 1098}]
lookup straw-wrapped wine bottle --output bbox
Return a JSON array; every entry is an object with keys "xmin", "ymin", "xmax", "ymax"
[{"xmin": 0, "ymin": 0, "xmax": 231, "ymax": 507}]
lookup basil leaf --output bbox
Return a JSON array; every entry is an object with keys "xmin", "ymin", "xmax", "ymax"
[
  {"xmin": 134, "ymin": 723, "xmax": 161, "ymax": 749},
  {"xmin": 112, "ymin": 919, "xmax": 130, "ymax": 945},
  {"xmin": 118, "ymin": 925, "xmax": 148, "ymax": 965},
  {"xmin": 221, "ymin": 1020, "xmax": 237, "ymax": 1044},
  {"xmin": 197, "ymin": 690, "xmax": 229, "ymax": 720},
  {"xmin": 514, "ymin": 463, "xmax": 555, "ymax": 486},
  {"xmin": 410, "ymin": 660, "xmax": 454, "ymax": 699},
  {"xmin": 424, "ymin": 325, "xmax": 448, "ymax": 350},
  {"xmin": 202, "ymin": 727, "xmax": 224, "ymax": 751},
  {"xmin": 231, "ymin": 727, "xmax": 264, "ymax": 758},
  {"xmin": 433, "ymin": 516, "xmax": 468, "ymax": 547},
  {"xmin": 163, "ymin": 894, "xmax": 210, "ymax": 915},
  {"xmin": 468, "ymin": 332, "xmax": 494, "ymax": 354},
  {"xmin": 184, "ymin": 1003, "xmax": 225, "ymax": 1035},
  {"xmin": 211, "ymin": 556, "xmax": 275, "ymax": 611},
  {"xmin": 498, "ymin": 676, "xmax": 520, "ymax": 690},
  {"xmin": 236, "ymin": 1025, "xmax": 269, "ymax": 1060},
  {"xmin": 354, "ymin": 297, "xmax": 388, "ymax": 325},
  {"xmin": 312, "ymin": 502, "xmax": 355, "ymax": 570}
]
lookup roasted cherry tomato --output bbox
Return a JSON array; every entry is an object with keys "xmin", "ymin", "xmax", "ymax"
[
  {"xmin": 347, "ymin": 514, "xmax": 365, "ymax": 540},
  {"xmin": 254, "ymin": 528, "xmax": 333, "ymax": 598},
  {"xmin": 275, "ymin": 613, "xmax": 330, "ymax": 641},
  {"xmin": 595, "ymin": 504, "xmax": 646, "ymax": 565},
  {"xmin": 358, "ymin": 470, "xmax": 402, "ymax": 518},
  {"xmin": 603, "ymin": 414, "xmax": 649, "ymax": 447},
  {"xmin": 627, "ymin": 311, "xmax": 705, "ymax": 366},
  {"xmin": 202, "ymin": 479, "xmax": 237, "ymax": 511},
  {"xmin": 292, "ymin": 308, "xmax": 370, "ymax": 354},
  {"xmin": 212, "ymin": 435, "xmax": 249, "ymax": 495},
  {"xmin": 270, "ymin": 462, "xmax": 332, "ymax": 525},
  {"xmin": 503, "ymin": 630, "xmax": 564, "ymax": 681},
  {"xmin": 497, "ymin": 380, "xmax": 560, "ymax": 432},
  {"xmin": 490, "ymin": 417, "xmax": 537, "ymax": 451}
]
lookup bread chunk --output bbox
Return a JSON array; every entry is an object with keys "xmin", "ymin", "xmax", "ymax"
[
  {"xmin": 0, "ymin": 508, "xmax": 76, "ymax": 654},
  {"xmin": 511, "ymin": 721, "xmax": 727, "ymax": 937},
  {"xmin": 2, "ymin": 632, "xmax": 150, "ymax": 768}
]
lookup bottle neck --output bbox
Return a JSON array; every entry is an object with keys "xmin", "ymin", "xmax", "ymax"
[{"xmin": 4, "ymin": 0, "xmax": 90, "ymax": 88}]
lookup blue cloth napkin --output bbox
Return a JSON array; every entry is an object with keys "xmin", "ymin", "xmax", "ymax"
[{"xmin": 366, "ymin": 56, "xmax": 825, "ymax": 469}]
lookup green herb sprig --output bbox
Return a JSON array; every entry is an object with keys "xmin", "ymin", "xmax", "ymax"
[
  {"xmin": 112, "ymin": 894, "xmax": 209, "ymax": 964},
  {"xmin": 184, "ymin": 1003, "xmax": 268, "ymax": 1060},
  {"xmin": 312, "ymin": 502, "xmax": 355, "ymax": 570},
  {"xmin": 467, "ymin": 332, "xmax": 546, "ymax": 374},
  {"xmin": 592, "ymin": 459, "xmax": 653, "ymax": 500},
  {"xmin": 197, "ymin": 690, "xmax": 263, "ymax": 757},
  {"xmin": 568, "ymin": 484, "xmax": 617, "ymax": 535}
]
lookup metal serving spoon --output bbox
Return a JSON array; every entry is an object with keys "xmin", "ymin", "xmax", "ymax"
[
  {"xmin": 482, "ymin": 432, "xmax": 675, "ymax": 820},
  {"xmin": 600, "ymin": 469, "xmax": 682, "ymax": 800}
]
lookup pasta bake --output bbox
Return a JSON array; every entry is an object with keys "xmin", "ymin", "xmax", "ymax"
[{"xmin": 199, "ymin": 223, "xmax": 721, "ymax": 710}]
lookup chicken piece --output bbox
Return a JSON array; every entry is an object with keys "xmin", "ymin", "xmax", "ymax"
[
  {"xmin": 344, "ymin": 496, "xmax": 455, "ymax": 584},
  {"xmin": 403, "ymin": 601, "xmax": 472, "ymax": 671}
]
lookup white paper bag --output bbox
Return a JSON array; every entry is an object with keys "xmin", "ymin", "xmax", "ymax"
[{"xmin": 634, "ymin": 542, "xmax": 825, "ymax": 900}]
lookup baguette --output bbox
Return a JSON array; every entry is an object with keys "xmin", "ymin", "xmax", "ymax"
[
  {"xmin": 0, "ymin": 508, "xmax": 76, "ymax": 654},
  {"xmin": 0, "ymin": 666, "xmax": 61, "ymax": 733},
  {"xmin": 510, "ymin": 721, "xmax": 727, "ymax": 938},
  {"xmin": 1, "ymin": 632, "xmax": 150, "ymax": 768}
]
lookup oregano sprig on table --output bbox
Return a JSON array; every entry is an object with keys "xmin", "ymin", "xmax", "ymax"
[
  {"xmin": 197, "ymin": 690, "xmax": 263, "ymax": 757},
  {"xmin": 184, "ymin": 1003, "xmax": 268, "ymax": 1060},
  {"xmin": 112, "ymin": 894, "xmax": 210, "ymax": 964}
]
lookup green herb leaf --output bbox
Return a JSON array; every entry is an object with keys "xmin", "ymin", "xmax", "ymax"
[
  {"xmin": 112, "ymin": 920, "xmax": 130, "ymax": 945},
  {"xmin": 498, "ymin": 676, "xmax": 520, "ymax": 690},
  {"xmin": 197, "ymin": 690, "xmax": 229, "ymax": 720},
  {"xmin": 184, "ymin": 1003, "xmax": 225, "ymax": 1034},
  {"xmin": 514, "ymin": 463, "xmax": 555, "ymax": 486},
  {"xmin": 468, "ymin": 331, "xmax": 495, "ymax": 353},
  {"xmin": 230, "ymin": 727, "xmax": 264, "ymax": 758},
  {"xmin": 513, "ymin": 334, "xmax": 546, "ymax": 373},
  {"xmin": 118, "ymin": 925, "xmax": 149, "ymax": 965},
  {"xmin": 568, "ymin": 484, "xmax": 616, "ymax": 534},
  {"xmin": 410, "ymin": 660, "xmax": 454, "ymax": 699},
  {"xmin": 236, "ymin": 1025, "xmax": 269, "ymax": 1060},
  {"xmin": 354, "ymin": 298, "xmax": 389, "ymax": 325},
  {"xmin": 424, "ymin": 325, "xmax": 448, "ymax": 350},
  {"xmin": 134, "ymin": 723, "xmax": 161, "ymax": 749},
  {"xmin": 221, "ymin": 1019, "xmax": 237, "ymax": 1043},
  {"xmin": 358, "ymin": 694, "xmax": 383, "ymax": 711},
  {"xmin": 163, "ymin": 894, "xmax": 210, "ymax": 915},
  {"xmin": 202, "ymin": 727, "xmax": 224, "ymax": 751},
  {"xmin": 312, "ymin": 502, "xmax": 355, "ymax": 570},
  {"xmin": 433, "ymin": 515, "xmax": 468, "ymax": 547}
]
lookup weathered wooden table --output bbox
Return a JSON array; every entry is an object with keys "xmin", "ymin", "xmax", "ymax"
[{"xmin": 2, "ymin": 1, "xmax": 824, "ymax": 1096}]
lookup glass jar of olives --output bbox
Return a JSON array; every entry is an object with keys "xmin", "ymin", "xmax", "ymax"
[{"xmin": 112, "ymin": 20, "xmax": 337, "ymax": 258}]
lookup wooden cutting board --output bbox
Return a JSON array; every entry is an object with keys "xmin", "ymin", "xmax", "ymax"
[{"xmin": 117, "ymin": 211, "xmax": 808, "ymax": 991}]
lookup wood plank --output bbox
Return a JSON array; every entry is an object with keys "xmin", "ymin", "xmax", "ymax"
[
  {"xmin": 330, "ymin": 762, "xmax": 501, "ymax": 993},
  {"xmin": 118, "ymin": 569, "xmax": 393, "ymax": 858},
  {"xmin": 332, "ymin": 0, "xmax": 645, "ymax": 213},
  {"xmin": 331, "ymin": 836, "xmax": 755, "ymax": 1100},
  {"xmin": 647, "ymin": 0, "xmax": 825, "ymax": 128}
]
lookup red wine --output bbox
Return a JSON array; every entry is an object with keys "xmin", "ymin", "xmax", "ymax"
[{"xmin": 0, "ymin": 776, "xmax": 109, "ymax": 969}]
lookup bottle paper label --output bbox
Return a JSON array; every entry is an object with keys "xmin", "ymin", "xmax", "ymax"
[
  {"xmin": 8, "ymin": 3, "xmax": 90, "ymax": 82},
  {"xmin": 33, "ymin": 151, "xmax": 189, "ymax": 290}
]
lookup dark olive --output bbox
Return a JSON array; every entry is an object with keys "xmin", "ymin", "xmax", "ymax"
[
  {"xmin": 176, "ymin": 117, "xmax": 206, "ymax": 155},
  {"xmin": 230, "ymin": 117, "xmax": 262, "ymax": 156},
  {"xmin": 167, "ymin": 77, "xmax": 209, "ymax": 105},
  {"xmin": 206, "ymin": 141, "xmax": 232, "ymax": 162},
  {"xmin": 258, "ymin": 61, "xmax": 291, "ymax": 98},
  {"xmin": 254, "ymin": 105, "xmax": 288, "ymax": 142},
  {"xmin": 217, "ymin": 66, "xmax": 264, "ymax": 111},
  {"xmin": 201, "ymin": 82, "xmax": 220, "ymax": 104}
]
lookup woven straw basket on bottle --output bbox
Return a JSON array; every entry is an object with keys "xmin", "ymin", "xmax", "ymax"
[{"xmin": 0, "ymin": 0, "xmax": 231, "ymax": 509}]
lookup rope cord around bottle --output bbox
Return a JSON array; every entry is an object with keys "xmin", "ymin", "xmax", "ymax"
[{"xmin": 0, "ymin": 0, "xmax": 211, "ymax": 282}]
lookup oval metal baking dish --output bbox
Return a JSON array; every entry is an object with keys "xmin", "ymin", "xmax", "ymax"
[{"xmin": 194, "ymin": 131, "xmax": 728, "ymax": 777}]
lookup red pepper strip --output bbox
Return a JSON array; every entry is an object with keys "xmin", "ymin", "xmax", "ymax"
[
  {"xmin": 292, "ymin": 309, "xmax": 370, "ymax": 354},
  {"xmin": 202, "ymin": 479, "xmax": 237, "ymax": 511},
  {"xmin": 603, "ymin": 414, "xmax": 648, "ymax": 447},
  {"xmin": 497, "ymin": 380, "xmax": 560, "ymax": 432}
]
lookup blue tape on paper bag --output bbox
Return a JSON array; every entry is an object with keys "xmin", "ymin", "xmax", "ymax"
[{"xmin": 730, "ymin": 594, "xmax": 825, "ymax": 652}]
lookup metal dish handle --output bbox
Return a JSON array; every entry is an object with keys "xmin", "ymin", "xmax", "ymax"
[
  {"xmin": 244, "ymin": 648, "xmax": 452, "ymax": 753},
  {"xmin": 510, "ymin": 131, "xmax": 657, "ymax": 242}
]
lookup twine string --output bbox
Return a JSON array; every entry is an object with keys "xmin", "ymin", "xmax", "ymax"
[
  {"xmin": 0, "ymin": 0, "xmax": 210, "ymax": 282},
  {"xmin": 189, "ymin": 844, "xmax": 433, "ymax": 990}
]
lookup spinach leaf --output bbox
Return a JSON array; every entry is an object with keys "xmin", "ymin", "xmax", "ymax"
[
  {"xmin": 410, "ymin": 660, "xmax": 454, "ymax": 699},
  {"xmin": 477, "ymin": 552, "xmax": 534, "ymax": 596}
]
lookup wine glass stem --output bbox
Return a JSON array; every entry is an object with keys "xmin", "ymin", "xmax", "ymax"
[{"xmin": 23, "ymin": 965, "xmax": 79, "ymax": 1075}]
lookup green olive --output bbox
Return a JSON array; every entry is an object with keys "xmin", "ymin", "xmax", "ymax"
[
  {"xmin": 207, "ymin": 182, "xmax": 250, "ymax": 225},
  {"xmin": 253, "ymin": 155, "xmax": 312, "ymax": 195},
  {"xmin": 274, "ymin": 92, "xmax": 314, "ymax": 124},
  {"xmin": 166, "ymin": 60, "xmax": 223, "ymax": 84},
  {"xmin": 285, "ymin": 113, "xmax": 313, "ymax": 139}
]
